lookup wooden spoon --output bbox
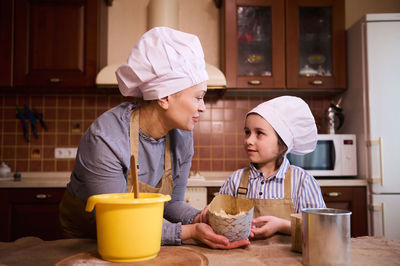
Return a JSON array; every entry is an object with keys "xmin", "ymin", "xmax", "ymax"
[{"xmin": 130, "ymin": 155, "xmax": 139, "ymax": 198}]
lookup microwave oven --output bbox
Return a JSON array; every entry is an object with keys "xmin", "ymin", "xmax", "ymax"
[{"xmin": 286, "ymin": 134, "xmax": 357, "ymax": 177}]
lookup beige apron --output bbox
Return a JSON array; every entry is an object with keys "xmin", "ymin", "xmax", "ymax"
[
  {"xmin": 237, "ymin": 167, "xmax": 295, "ymax": 220},
  {"xmin": 59, "ymin": 109, "xmax": 174, "ymax": 238},
  {"xmin": 127, "ymin": 109, "xmax": 174, "ymax": 195}
]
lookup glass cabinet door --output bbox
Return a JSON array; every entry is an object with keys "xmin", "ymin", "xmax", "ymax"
[
  {"xmin": 223, "ymin": 0, "xmax": 285, "ymax": 89},
  {"xmin": 298, "ymin": 7, "xmax": 332, "ymax": 78},
  {"xmin": 237, "ymin": 6, "xmax": 271, "ymax": 77},
  {"xmin": 286, "ymin": 0, "xmax": 346, "ymax": 90}
]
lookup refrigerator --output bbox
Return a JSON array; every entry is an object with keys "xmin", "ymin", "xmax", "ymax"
[{"xmin": 340, "ymin": 13, "xmax": 400, "ymax": 240}]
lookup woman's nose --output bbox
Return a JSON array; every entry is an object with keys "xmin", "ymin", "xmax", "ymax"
[{"xmin": 198, "ymin": 100, "xmax": 206, "ymax": 112}]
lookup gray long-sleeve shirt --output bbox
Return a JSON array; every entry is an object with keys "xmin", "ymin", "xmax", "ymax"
[{"xmin": 67, "ymin": 102, "xmax": 200, "ymax": 245}]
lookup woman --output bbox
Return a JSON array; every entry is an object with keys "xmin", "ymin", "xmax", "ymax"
[{"xmin": 59, "ymin": 27, "xmax": 249, "ymax": 249}]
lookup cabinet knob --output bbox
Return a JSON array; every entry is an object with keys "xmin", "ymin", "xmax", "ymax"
[
  {"xmin": 324, "ymin": 192, "xmax": 342, "ymax": 197},
  {"xmin": 48, "ymin": 77, "xmax": 63, "ymax": 83},
  {"xmin": 310, "ymin": 80, "xmax": 323, "ymax": 85},
  {"xmin": 35, "ymin": 194, "xmax": 52, "ymax": 199},
  {"xmin": 248, "ymin": 80, "xmax": 262, "ymax": 86}
]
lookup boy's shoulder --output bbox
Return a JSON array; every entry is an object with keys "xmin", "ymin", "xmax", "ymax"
[{"xmin": 289, "ymin": 164, "xmax": 315, "ymax": 179}]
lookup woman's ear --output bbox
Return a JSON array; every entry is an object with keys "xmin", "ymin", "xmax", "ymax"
[{"xmin": 157, "ymin": 96, "xmax": 169, "ymax": 110}]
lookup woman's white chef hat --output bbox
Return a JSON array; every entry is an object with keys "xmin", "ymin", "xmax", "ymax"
[
  {"xmin": 116, "ymin": 27, "xmax": 208, "ymax": 100},
  {"xmin": 247, "ymin": 96, "xmax": 317, "ymax": 155}
]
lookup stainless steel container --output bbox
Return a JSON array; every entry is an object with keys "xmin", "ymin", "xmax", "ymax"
[{"xmin": 302, "ymin": 208, "xmax": 351, "ymax": 266}]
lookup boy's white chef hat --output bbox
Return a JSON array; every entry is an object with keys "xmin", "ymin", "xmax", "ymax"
[
  {"xmin": 116, "ymin": 27, "xmax": 208, "ymax": 100},
  {"xmin": 247, "ymin": 96, "xmax": 317, "ymax": 155}
]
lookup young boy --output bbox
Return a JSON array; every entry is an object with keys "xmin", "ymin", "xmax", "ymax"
[{"xmin": 219, "ymin": 96, "xmax": 326, "ymax": 238}]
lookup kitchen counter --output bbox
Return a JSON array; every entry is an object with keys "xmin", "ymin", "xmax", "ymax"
[
  {"xmin": 0, "ymin": 235, "xmax": 399, "ymax": 265},
  {"xmin": 0, "ymin": 171, "xmax": 368, "ymax": 188}
]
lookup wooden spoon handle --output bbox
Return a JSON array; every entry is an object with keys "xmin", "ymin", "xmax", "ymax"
[{"xmin": 130, "ymin": 155, "xmax": 139, "ymax": 198}]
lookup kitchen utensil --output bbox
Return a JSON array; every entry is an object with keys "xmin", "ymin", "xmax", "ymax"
[
  {"xmin": 326, "ymin": 98, "xmax": 344, "ymax": 134},
  {"xmin": 0, "ymin": 162, "xmax": 11, "ymax": 178},
  {"xmin": 32, "ymin": 108, "xmax": 48, "ymax": 131},
  {"xmin": 302, "ymin": 208, "xmax": 351, "ymax": 266},
  {"xmin": 24, "ymin": 105, "xmax": 38, "ymax": 138},
  {"xmin": 208, "ymin": 194, "xmax": 254, "ymax": 242},
  {"xmin": 85, "ymin": 192, "xmax": 170, "ymax": 262},
  {"xmin": 130, "ymin": 155, "xmax": 139, "ymax": 198},
  {"xmin": 16, "ymin": 106, "xmax": 29, "ymax": 142}
]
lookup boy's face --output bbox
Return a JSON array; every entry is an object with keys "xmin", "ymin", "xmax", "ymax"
[{"xmin": 244, "ymin": 114, "xmax": 280, "ymax": 170}]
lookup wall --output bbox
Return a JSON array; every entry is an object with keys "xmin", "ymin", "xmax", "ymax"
[
  {"xmin": 345, "ymin": 0, "xmax": 400, "ymax": 29},
  {"xmin": 0, "ymin": 94, "xmax": 331, "ymax": 173},
  {"xmin": 107, "ymin": 0, "xmax": 400, "ymax": 67}
]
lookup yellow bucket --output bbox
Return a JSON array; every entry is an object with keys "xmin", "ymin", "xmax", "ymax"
[{"xmin": 85, "ymin": 192, "xmax": 171, "ymax": 262}]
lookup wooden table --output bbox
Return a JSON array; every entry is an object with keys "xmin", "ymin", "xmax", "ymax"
[{"xmin": 0, "ymin": 235, "xmax": 399, "ymax": 265}]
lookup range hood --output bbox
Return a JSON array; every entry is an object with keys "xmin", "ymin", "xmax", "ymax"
[{"xmin": 96, "ymin": 0, "xmax": 226, "ymax": 90}]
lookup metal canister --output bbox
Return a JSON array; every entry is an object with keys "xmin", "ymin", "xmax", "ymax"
[{"xmin": 302, "ymin": 208, "xmax": 352, "ymax": 266}]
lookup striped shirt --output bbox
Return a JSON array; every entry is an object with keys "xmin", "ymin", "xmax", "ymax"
[{"xmin": 219, "ymin": 157, "xmax": 326, "ymax": 213}]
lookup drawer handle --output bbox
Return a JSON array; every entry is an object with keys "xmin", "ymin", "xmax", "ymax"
[
  {"xmin": 35, "ymin": 194, "xmax": 52, "ymax": 199},
  {"xmin": 49, "ymin": 77, "xmax": 63, "ymax": 83},
  {"xmin": 310, "ymin": 80, "xmax": 323, "ymax": 85},
  {"xmin": 325, "ymin": 192, "xmax": 342, "ymax": 197},
  {"xmin": 248, "ymin": 80, "xmax": 262, "ymax": 86}
]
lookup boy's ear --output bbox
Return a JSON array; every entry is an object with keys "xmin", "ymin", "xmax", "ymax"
[{"xmin": 157, "ymin": 96, "xmax": 169, "ymax": 110}]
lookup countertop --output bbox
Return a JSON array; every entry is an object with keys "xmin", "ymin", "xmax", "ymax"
[
  {"xmin": 0, "ymin": 235, "xmax": 399, "ymax": 265},
  {"xmin": 0, "ymin": 171, "xmax": 368, "ymax": 188}
]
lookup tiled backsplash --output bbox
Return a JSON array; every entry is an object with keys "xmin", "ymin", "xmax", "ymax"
[{"xmin": 0, "ymin": 93, "xmax": 331, "ymax": 173}]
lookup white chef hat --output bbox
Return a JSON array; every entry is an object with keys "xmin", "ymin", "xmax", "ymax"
[
  {"xmin": 116, "ymin": 27, "xmax": 208, "ymax": 100},
  {"xmin": 247, "ymin": 96, "xmax": 317, "ymax": 155}
]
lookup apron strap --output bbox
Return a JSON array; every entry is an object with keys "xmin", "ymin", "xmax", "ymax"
[
  {"xmin": 128, "ymin": 108, "xmax": 171, "ymax": 192},
  {"xmin": 164, "ymin": 133, "xmax": 171, "ymax": 172},
  {"xmin": 236, "ymin": 166, "xmax": 293, "ymax": 200},
  {"xmin": 237, "ymin": 168, "xmax": 250, "ymax": 198},
  {"xmin": 283, "ymin": 167, "xmax": 292, "ymax": 200},
  {"xmin": 129, "ymin": 109, "xmax": 140, "ymax": 174}
]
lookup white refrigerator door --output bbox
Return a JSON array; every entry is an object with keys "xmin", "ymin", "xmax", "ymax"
[
  {"xmin": 366, "ymin": 21, "xmax": 400, "ymax": 194},
  {"xmin": 370, "ymin": 194, "xmax": 400, "ymax": 240}
]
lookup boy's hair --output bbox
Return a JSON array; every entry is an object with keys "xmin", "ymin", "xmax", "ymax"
[{"xmin": 276, "ymin": 134, "xmax": 288, "ymax": 170}]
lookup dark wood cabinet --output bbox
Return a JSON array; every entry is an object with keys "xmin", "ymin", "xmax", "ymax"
[
  {"xmin": 222, "ymin": 0, "xmax": 346, "ymax": 91},
  {"xmin": 0, "ymin": 0, "xmax": 12, "ymax": 87},
  {"xmin": 0, "ymin": 188, "xmax": 66, "ymax": 241},
  {"xmin": 207, "ymin": 185, "xmax": 367, "ymax": 238},
  {"xmin": 207, "ymin": 187, "xmax": 220, "ymax": 205},
  {"xmin": 285, "ymin": 0, "xmax": 346, "ymax": 90},
  {"xmin": 12, "ymin": 0, "xmax": 107, "ymax": 88},
  {"xmin": 222, "ymin": 0, "xmax": 285, "ymax": 89},
  {"xmin": 321, "ymin": 186, "xmax": 368, "ymax": 237}
]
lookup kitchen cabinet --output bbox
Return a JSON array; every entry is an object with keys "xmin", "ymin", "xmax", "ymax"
[
  {"xmin": 12, "ymin": 0, "xmax": 107, "ymax": 88},
  {"xmin": 207, "ymin": 187, "xmax": 220, "ymax": 205},
  {"xmin": 222, "ymin": 0, "xmax": 346, "ymax": 90},
  {"xmin": 185, "ymin": 187, "xmax": 208, "ymax": 210},
  {"xmin": 207, "ymin": 185, "xmax": 367, "ymax": 237},
  {"xmin": 0, "ymin": 0, "xmax": 12, "ymax": 87},
  {"xmin": 321, "ymin": 186, "xmax": 368, "ymax": 237},
  {"xmin": 0, "ymin": 188, "xmax": 66, "ymax": 241}
]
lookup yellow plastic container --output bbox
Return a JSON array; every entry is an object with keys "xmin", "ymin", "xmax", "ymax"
[{"xmin": 85, "ymin": 192, "xmax": 171, "ymax": 262}]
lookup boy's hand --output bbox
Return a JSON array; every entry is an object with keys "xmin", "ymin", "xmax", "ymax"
[{"xmin": 250, "ymin": 216, "xmax": 291, "ymax": 238}]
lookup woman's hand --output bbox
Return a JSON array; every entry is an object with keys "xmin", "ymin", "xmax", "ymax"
[
  {"xmin": 192, "ymin": 205, "xmax": 209, "ymax": 224},
  {"xmin": 181, "ymin": 223, "xmax": 250, "ymax": 249},
  {"xmin": 249, "ymin": 216, "xmax": 291, "ymax": 238}
]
